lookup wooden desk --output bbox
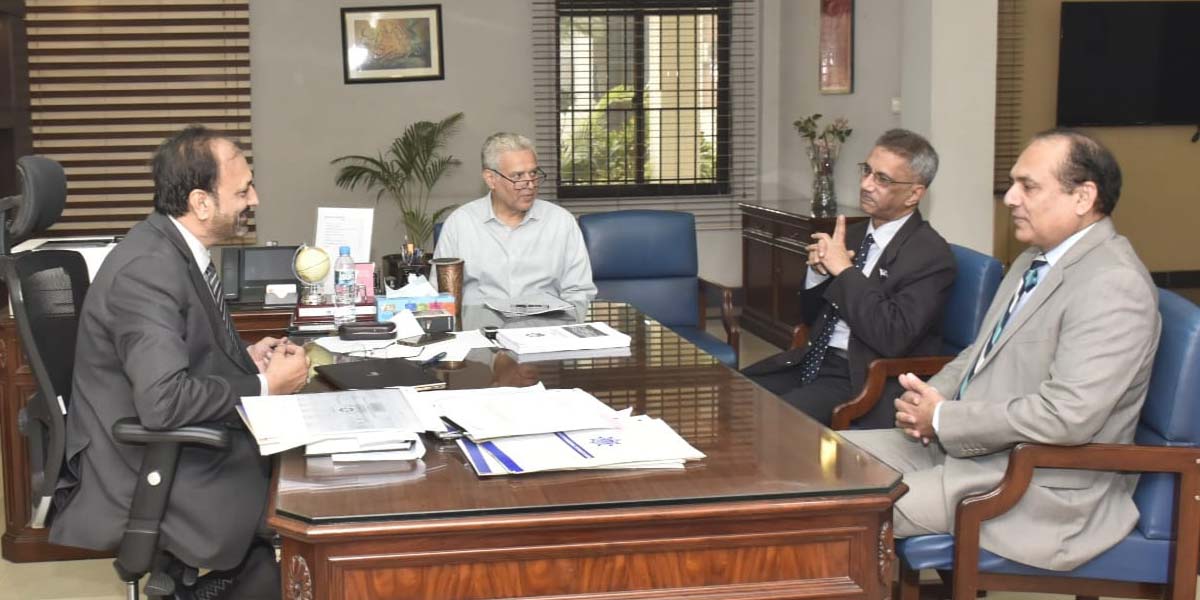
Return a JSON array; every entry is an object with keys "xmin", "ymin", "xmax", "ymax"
[
  {"xmin": 740, "ymin": 202, "xmax": 867, "ymax": 348},
  {"xmin": 0, "ymin": 305, "xmax": 292, "ymax": 562},
  {"xmin": 272, "ymin": 302, "xmax": 903, "ymax": 600}
]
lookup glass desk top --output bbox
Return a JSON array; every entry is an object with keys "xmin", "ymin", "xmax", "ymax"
[{"xmin": 274, "ymin": 302, "xmax": 901, "ymax": 524}]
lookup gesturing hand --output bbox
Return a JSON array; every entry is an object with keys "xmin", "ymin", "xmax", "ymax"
[{"xmin": 809, "ymin": 215, "xmax": 855, "ymax": 277}]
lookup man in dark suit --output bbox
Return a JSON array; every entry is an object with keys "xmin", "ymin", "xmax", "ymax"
[
  {"xmin": 49, "ymin": 126, "xmax": 310, "ymax": 599},
  {"xmin": 743, "ymin": 129, "xmax": 955, "ymax": 428}
]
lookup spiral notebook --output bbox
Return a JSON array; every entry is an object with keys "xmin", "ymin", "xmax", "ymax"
[{"xmin": 315, "ymin": 357, "xmax": 446, "ymax": 392}]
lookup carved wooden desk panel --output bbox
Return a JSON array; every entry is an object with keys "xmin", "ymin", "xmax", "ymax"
[
  {"xmin": 272, "ymin": 303, "xmax": 903, "ymax": 600},
  {"xmin": 0, "ymin": 306, "xmax": 291, "ymax": 562}
]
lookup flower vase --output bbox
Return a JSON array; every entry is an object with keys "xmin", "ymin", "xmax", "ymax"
[{"xmin": 808, "ymin": 144, "xmax": 839, "ymax": 217}]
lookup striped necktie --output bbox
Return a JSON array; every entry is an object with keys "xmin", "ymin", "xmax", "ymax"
[
  {"xmin": 797, "ymin": 233, "xmax": 875, "ymax": 384},
  {"xmin": 956, "ymin": 254, "xmax": 1048, "ymax": 399},
  {"xmin": 204, "ymin": 261, "xmax": 244, "ymax": 350}
]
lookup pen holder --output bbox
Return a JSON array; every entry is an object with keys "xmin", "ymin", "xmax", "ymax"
[{"xmin": 430, "ymin": 257, "xmax": 464, "ymax": 329}]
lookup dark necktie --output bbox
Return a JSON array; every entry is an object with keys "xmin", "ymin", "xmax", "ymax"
[
  {"xmin": 798, "ymin": 233, "xmax": 875, "ymax": 384},
  {"xmin": 956, "ymin": 254, "xmax": 1048, "ymax": 398},
  {"xmin": 204, "ymin": 261, "xmax": 244, "ymax": 350}
]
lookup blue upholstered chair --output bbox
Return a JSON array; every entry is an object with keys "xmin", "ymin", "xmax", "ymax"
[
  {"xmin": 819, "ymin": 243, "xmax": 1004, "ymax": 429},
  {"xmin": 895, "ymin": 288, "xmax": 1200, "ymax": 600},
  {"xmin": 578, "ymin": 210, "xmax": 739, "ymax": 367}
]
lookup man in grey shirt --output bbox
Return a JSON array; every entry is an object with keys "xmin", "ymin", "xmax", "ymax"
[{"xmin": 434, "ymin": 132, "xmax": 597, "ymax": 306}]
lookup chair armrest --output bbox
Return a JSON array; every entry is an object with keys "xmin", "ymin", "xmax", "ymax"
[
  {"xmin": 790, "ymin": 323, "xmax": 810, "ymax": 350},
  {"xmin": 112, "ymin": 417, "xmax": 231, "ymax": 450},
  {"xmin": 829, "ymin": 355, "xmax": 954, "ymax": 430},
  {"xmin": 949, "ymin": 442, "xmax": 1200, "ymax": 600},
  {"xmin": 699, "ymin": 278, "xmax": 740, "ymax": 362}
]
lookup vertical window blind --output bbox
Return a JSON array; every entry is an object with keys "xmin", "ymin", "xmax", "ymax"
[
  {"xmin": 993, "ymin": 0, "xmax": 1023, "ymax": 195},
  {"xmin": 532, "ymin": 0, "xmax": 758, "ymax": 230},
  {"xmin": 24, "ymin": 0, "xmax": 253, "ymax": 240}
]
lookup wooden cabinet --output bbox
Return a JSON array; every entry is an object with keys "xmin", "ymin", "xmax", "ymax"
[
  {"xmin": 0, "ymin": 306, "xmax": 291, "ymax": 562},
  {"xmin": 739, "ymin": 203, "xmax": 866, "ymax": 349}
]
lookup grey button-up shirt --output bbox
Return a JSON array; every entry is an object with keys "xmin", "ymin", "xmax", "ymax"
[{"xmin": 433, "ymin": 194, "xmax": 597, "ymax": 306}]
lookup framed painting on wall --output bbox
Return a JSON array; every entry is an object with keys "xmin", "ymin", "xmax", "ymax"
[
  {"xmin": 341, "ymin": 4, "xmax": 445, "ymax": 84},
  {"xmin": 818, "ymin": 0, "xmax": 853, "ymax": 94}
]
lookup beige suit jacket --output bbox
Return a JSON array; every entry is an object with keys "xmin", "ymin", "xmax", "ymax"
[{"xmin": 928, "ymin": 217, "xmax": 1160, "ymax": 570}]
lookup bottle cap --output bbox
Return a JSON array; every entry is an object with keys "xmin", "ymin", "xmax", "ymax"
[{"xmin": 339, "ymin": 245, "xmax": 351, "ymax": 255}]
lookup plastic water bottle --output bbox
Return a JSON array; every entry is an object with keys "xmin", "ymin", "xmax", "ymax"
[{"xmin": 333, "ymin": 246, "xmax": 356, "ymax": 326}]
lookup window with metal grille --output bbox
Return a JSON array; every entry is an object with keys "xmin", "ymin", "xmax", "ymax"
[
  {"xmin": 23, "ymin": 0, "xmax": 253, "ymax": 241},
  {"xmin": 533, "ymin": 0, "xmax": 758, "ymax": 231}
]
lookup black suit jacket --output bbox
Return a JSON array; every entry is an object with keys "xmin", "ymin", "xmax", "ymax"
[
  {"xmin": 50, "ymin": 212, "xmax": 266, "ymax": 570},
  {"xmin": 743, "ymin": 210, "xmax": 956, "ymax": 426}
]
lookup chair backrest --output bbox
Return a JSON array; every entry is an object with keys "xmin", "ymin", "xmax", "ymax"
[
  {"xmin": 5, "ymin": 249, "xmax": 90, "ymax": 523},
  {"xmin": 1131, "ymin": 288, "xmax": 1200, "ymax": 540},
  {"xmin": 578, "ymin": 210, "xmax": 699, "ymax": 327},
  {"xmin": 941, "ymin": 244, "xmax": 1004, "ymax": 355}
]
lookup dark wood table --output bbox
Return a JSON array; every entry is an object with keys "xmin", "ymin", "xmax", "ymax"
[{"xmin": 272, "ymin": 302, "xmax": 904, "ymax": 600}]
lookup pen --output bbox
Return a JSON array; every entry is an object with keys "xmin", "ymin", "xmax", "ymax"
[{"xmin": 419, "ymin": 351, "xmax": 447, "ymax": 368}]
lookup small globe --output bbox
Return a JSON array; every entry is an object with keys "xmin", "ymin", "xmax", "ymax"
[{"xmin": 292, "ymin": 245, "xmax": 331, "ymax": 284}]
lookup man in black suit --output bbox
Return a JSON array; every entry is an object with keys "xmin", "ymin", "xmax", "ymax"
[
  {"xmin": 50, "ymin": 126, "xmax": 310, "ymax": 599},
  {"xmin": 743, "ymin": 129, "xmax": 955, "ymax": 428}
]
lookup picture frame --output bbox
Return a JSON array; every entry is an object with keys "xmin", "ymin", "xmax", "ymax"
[
  {"xmin": 341, "ymin": 4, "xmax": 445, "ymax": 84},
  {"xmin": 818, "ymin": 0, "xmax": 853, "ymax": 94}
]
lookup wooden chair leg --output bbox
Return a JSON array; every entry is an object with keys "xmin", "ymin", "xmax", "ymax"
[{"xmin": 899, "ymin": 561, "xmax": 921, "ymax": 600}]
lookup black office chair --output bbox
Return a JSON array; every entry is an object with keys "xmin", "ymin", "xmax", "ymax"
[{"xmin": 3, "ymin": 156, "xmax": 230, "ymax": 599}]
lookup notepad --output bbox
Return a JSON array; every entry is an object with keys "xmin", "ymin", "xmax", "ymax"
[{"xmin": 315, "ymin": 357, "xmax": 446, "ymax": 391}]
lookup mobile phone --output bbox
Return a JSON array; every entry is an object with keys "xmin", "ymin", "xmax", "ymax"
[{"xmin": 396, "ymin": 331, "xmax": 455, "ymax": 346}]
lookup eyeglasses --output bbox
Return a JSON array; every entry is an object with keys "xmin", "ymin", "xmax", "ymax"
[
  {"xmin": 858, "ymin": 162, "xmax": 919, "ymax": 187},
  {"xmin": 488, "ymin": 168, "xmax": 547, "ymax": 190}
]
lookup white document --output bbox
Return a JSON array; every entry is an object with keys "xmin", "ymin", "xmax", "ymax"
[
  {"xmin": 496, "ymin": 322, "xmax": 631, "ymax": 354},
  {"xmin": 314, "ymin": 206, "xmax": 374, "ymax": 292},
  {"xmin": 452, "ymin": 329, "xmax": 498, "ymax": 349},
  {"xmin": 410, "ymin": 384, "xmax": 547, "ymax": 433},
  {"xmin": 239, "ymin": 388, "xmax": 423, "ymax": 455},
  {"xmin": 387, "ymin": 309, "xmax": 426, "ymax": 339},
  {"xmin": 461, "ymin": 417, "xmax": 704, "ymax": 476},
  {"xmin": 440, "ymin": 388, "xmax": 620, "ymax": 441}
]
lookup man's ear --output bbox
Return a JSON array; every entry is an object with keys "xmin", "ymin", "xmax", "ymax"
[
  {"xmin": 1073, "ymin": 181, "xmax": 1098, "ymax": 216},
  {"xmin": 187, "ymin": 189, "xmax": 210, "ymax": 220},
  {"xmin": 482, "ymin": 170, "xmax": 496, "ymax": 192},
  {"xmin": 905, "ymin": 184, "xmax": 926, "ymax": 209}
]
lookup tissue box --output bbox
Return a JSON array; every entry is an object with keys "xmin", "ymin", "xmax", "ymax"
[{"xmin": 376, "ymin": 293, "xmax": 456, "ymax": 321}]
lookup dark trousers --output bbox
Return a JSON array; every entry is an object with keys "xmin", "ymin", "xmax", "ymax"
[
  {"xmin": 745, "ymin": 351, "xmax": 903, "ymax": 429},
  {"xmin": 746, "ymin": 352, "xmax": 854, "ymax": 426},
  {"xmin": 181, "ymin": 539, "xmax": 280, "ymax": 600}
]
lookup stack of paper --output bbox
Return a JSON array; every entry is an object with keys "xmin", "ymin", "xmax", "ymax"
[
  {"xmin": 457, "ymin": 415, "xmax": 704, "ymax": 476},
  {"xmin": 496, "ymin": 322, "xmax": 631, "ymax": 354},
  {"xmin": 415, "ymin": 385, "xmax": 703, "ymax": 476},
  {"xmin": 238, "ymin": 388, "xmax": 426, "ymax": 462}
]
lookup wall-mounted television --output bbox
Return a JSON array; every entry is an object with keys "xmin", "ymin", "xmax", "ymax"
[{"xmin": 1057, "ymin": 1, "xmax": 1200, "ymax": 127}]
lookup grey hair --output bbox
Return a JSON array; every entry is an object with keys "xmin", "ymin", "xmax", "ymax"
[
  {"xmin": 874, "ymin": 128, "xmax": 939, "ymax": 186},
  {"xmin": 481, "ymin": 132, "xmax": 537, "ymax": 171}
]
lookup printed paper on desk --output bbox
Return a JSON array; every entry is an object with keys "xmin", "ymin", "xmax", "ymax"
[
  {"xmin": 496, "ymin": 322, "xmax": 631, "ymax": 354},
  {"xmin": 412, "ymin": 384, "xmax": 548, "ymax": 433},
  {"xmin": 240, "ymin": 388, "xmax": 423, "ymax": 455},
  {"xmin": 439, "ymin": 388, "xmax": 619, "ymax": 441}
]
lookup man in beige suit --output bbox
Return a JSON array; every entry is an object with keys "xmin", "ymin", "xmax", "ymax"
[{"xmin": 843, "ymin": 129, "xmax": 1160, "ymax": 571}]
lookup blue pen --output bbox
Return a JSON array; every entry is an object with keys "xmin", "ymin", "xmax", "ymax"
[{"xmin": 419, "ymin": 351, "xmax": 447, "ymax": 368}]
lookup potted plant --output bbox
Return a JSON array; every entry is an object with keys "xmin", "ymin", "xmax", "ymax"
[{"xmin": 331, "ymin": 112, "xmax": 464, "ymax": 250}]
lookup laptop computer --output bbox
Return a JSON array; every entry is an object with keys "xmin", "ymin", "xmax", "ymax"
[{"xmin": 315, "ymin": 357, "xmax": 446, "ymax": 392}]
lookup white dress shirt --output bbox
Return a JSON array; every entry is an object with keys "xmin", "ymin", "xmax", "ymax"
[
  {"xmin": 805, "ymin": 212, "xmax": 914, "ymax": 350},
  {"xmin": 169, "ymin": 216, "xmax": 269, "ymax": 396},
  {"xmin": 433, "ymin": 194, "xmax": 597, "ymax": 305}
]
